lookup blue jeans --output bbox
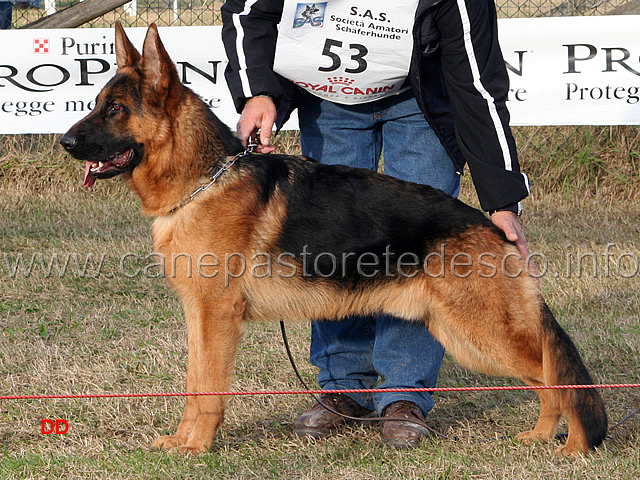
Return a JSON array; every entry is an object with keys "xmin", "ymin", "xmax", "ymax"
[{"xmin": 298, "ymin": 90, "xmax": 460, "ymax": 416}]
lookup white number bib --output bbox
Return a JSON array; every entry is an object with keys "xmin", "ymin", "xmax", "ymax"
[{"xmin": 273, "ymin": 0, "xmax": 419, "ymax": 104}]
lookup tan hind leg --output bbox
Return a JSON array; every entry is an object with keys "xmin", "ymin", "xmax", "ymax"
[
  {"xmin": 560, "ymin": 402, "xmax": 591, "ymax": 456},
  {"xmin": 517, "ymin": 388, "xmax": 591, "ymax": 455},
  {"xmin": 428, "ymin": 312, "xmax": 562, "ymax": 447},
  {"xmin": 518, "ymin": 387, "xmax": 591, "ymax": 456},
  {"xmin": 425, "ymin": 285, "xmax": 572, "ymax": 451},
  {"xmin": 421, "ymin": 235, "xmax": 605, "ymax": 454},
  {"xmin": 516, "ymin": 388, "xmax": 563, "ymax": 444}
]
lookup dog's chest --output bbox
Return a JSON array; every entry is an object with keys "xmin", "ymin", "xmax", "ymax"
[{"xmin": 151, "ymin": 214, "xmax": 178, "ymax": 256}]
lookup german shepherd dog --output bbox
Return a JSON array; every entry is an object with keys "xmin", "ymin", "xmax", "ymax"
[{"xmin": 60, "ymin": 23, "xmax": 607, "ymax": 455}]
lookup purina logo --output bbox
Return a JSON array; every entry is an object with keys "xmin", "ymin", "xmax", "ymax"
[
  {"xmin": 34, "ymin": 38, "xmax": 50, "ymax": 54},
  {"xmin": 293, "ymin": 3, "xmax": 327, "ymax": 28}
]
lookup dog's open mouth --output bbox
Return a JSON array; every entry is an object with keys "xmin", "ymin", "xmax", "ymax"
[{"xmin": 83, "ymin": 148, "xmax": 135, "ymax": 187}]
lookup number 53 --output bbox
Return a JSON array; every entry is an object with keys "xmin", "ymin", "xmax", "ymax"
[{"xmin": 318, "ymin": 39, "xmax": 368, "ymax": 74}]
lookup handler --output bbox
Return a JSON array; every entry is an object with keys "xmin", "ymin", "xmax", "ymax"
[{"xmin": 221, "ymin": 0, "xmax": 531, "ymax": 448}]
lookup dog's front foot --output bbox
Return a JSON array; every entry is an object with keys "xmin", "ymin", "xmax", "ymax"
[
  {"xmin": 177, "ymin": 444, "xmax": 211, "ymax": 455},
  {"xmin": 152, "ymin": 435, "xmax": 213, "ymax": 454},
  {"xmin": 152, "ymin": 434, "xmax": 187, "ymax": 451}
]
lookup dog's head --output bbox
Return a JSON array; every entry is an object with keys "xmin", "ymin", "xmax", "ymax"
[{"xmin": 60, "ymin": 22, "xmax": 181, "ymax": 187}]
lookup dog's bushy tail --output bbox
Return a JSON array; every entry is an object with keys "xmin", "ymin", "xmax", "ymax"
[{"xmin": 541, "ymin": 302, "xmax": 608, "ymax": 449}]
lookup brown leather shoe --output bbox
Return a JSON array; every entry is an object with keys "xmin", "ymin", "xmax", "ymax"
[
  {"xmin": 294, "ymin": 393, "xmax": 374, "ymax": 438},
  {"xmin": 381, "ymin": 401, "xmax": 431, "ymax": 449}
]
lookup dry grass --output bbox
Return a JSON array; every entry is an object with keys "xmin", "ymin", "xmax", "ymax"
[
  {"xmin": 0, "ymin": 131, "xmax": 639, "ymax": 479},
  {"xmin": 514, "ymin": 126, "xmax": 640, "ymax": 202},
  {"xmin": 2, "ymin": 126, "xmax": 638, "ymax": 199}
]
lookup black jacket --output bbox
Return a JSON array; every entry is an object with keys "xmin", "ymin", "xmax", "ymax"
[{"xmin": 221, "ymin": 0, "xmax": 530, "ymax": 213}]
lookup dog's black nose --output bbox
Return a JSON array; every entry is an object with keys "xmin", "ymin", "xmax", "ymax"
[{"xmin": 60, "ymin": 134, "xmax": 78, "ymax": 151}]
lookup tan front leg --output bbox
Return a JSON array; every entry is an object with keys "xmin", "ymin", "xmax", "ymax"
[
  {"xmin": 152, "ymin": 344, "xmax": 199, "ymax": 450},
  {"xmin": 154, "ymin": 294, "xmax": 246, "ymax": 453}
]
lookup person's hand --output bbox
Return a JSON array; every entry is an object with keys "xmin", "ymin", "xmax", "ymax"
[
  {"xmin": 236, "ymin": 96, "xmax": 277, "ymax": 154},
  {"xmin": 490, "ymin": 210, "xmax": 538, "ymax": 276}
]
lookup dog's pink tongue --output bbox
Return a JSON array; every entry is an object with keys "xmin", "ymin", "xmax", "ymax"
[{"xmin": 83, "ymin": 161, "xmax": 96, "ymax": 188}]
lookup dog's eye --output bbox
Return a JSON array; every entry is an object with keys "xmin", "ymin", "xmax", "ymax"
[{"xmin": 107, "ymin": 103, "xmax": 126, "ymax": 118}]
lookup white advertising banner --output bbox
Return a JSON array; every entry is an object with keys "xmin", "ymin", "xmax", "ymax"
[
  {"xmin": 0, "ymin": 26, "xmax": 236, "ymax": 134},
  {"xmin": 0, "ymin": 16, "xmax": 639, "ymax": 134},
  {"xmin": 499, "ymin": 15, "xmax": 640, "ymax": 126}
]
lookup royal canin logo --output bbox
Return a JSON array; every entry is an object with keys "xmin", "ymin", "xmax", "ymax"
[
  {"xmin": 292, "ymin": 77, "xmax": 395, "ymax": 96},
  {"xmin": 328, "ymin": 77, "xmax": 355, "ymax": 86}
]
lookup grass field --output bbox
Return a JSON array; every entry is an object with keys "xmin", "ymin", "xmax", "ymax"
[{"xmin": 0, "ymin": 131, "xmax": 639, "ymax": 479}]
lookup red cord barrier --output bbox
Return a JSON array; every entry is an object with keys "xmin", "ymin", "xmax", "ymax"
[{"xmin": 2, "ymin": 383, "xmax": 639, "ymax": 401}]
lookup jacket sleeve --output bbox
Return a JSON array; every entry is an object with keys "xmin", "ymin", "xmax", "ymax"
[
  {"xmin": 221, "ymin": 0, "xmax": 285, "ymax": 113},
  {"xmin": 432, "ymin": 0, "xmax": 530, "ymax": 213}
]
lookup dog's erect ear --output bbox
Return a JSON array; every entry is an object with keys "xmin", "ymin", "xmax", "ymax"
[
  {"xmin": 140, "ymin": 23, "xmax": 180, "ymax": 100},
  {"xmin": 114, "ymin": 21, "xmax": 141, "ymax": 69}
]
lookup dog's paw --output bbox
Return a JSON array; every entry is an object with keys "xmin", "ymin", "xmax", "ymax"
[
  {"xmin": 515, "ymin": 430, "xmax": 552, "ymax": 444},
  {"xmin": 556, "ymin": 437, "xmax": 589, "ymax": 457},
  {"xmin": 153, "ymin": 435, "xmax": 211, "ymax": 454},
  {"xmin": 555, "ymin": 444, "xmax": 585, "ymax": 457},
  {"xmin": 177, "ymin": 444, "xmax": 211, "ymax": 455},
  {"xmin": 152, "ymin": 434, "xmax": 186, "ymax": 451}
]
